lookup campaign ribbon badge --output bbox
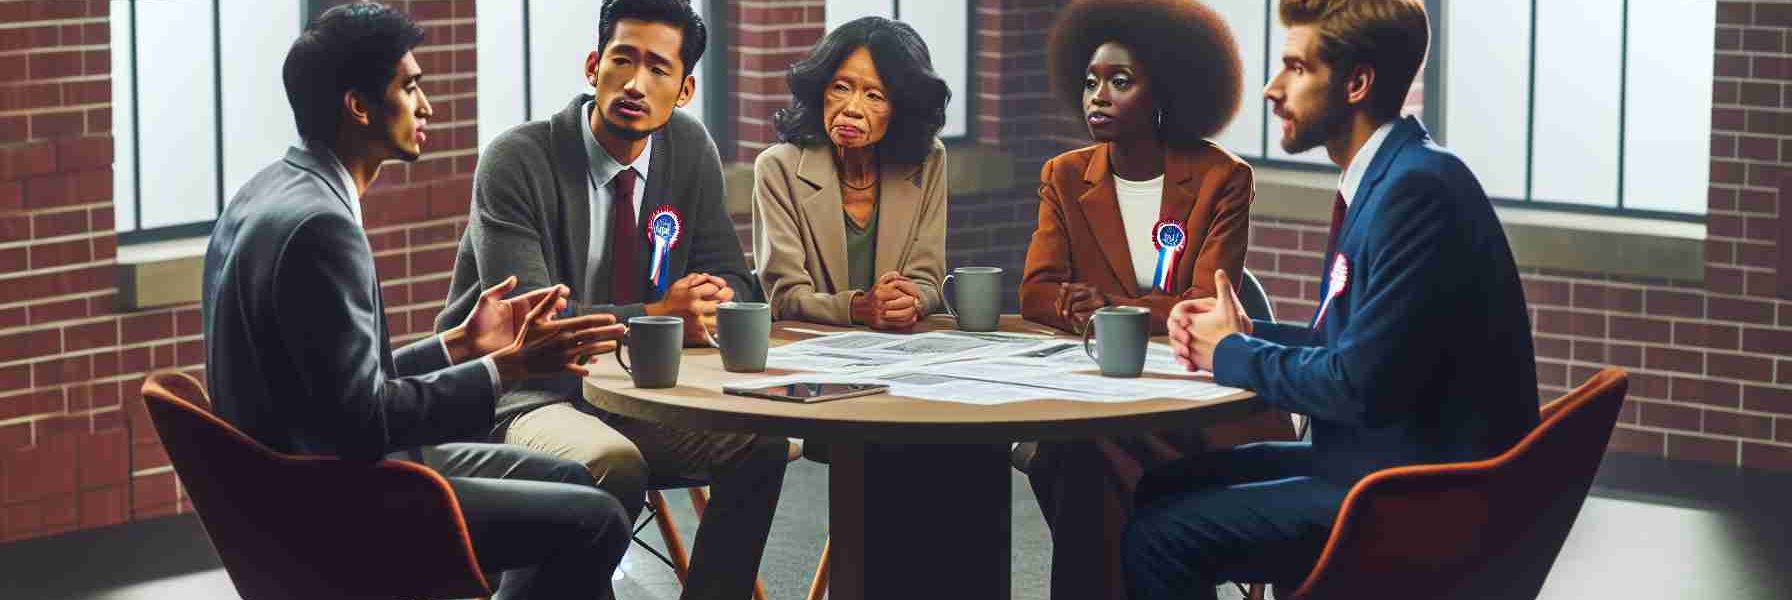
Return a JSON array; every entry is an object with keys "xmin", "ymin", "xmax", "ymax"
[
  {"xmin": 644, "ymin": 205, "xmax": 683, "ymax": 296},
  {"xmin": 1150, "ymin": 218, "xmax": 1187, "ymax": 292},
  {"xmin": 1313, "ymin": 253, "xmax": 1350, "ymax": 328}
]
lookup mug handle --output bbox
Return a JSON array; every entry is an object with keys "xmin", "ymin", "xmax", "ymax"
[
  {"xmin": 1082, "ymin": 317, "xmax": 1099, "ymax": 364},
  {"xmin": 940, "ymin": 273, "xmax": 958, "ymax": 319},
  {"xmin": 613, "ymin": 330, "xmax": 633, "ymax": 375},
  {"xmin": 703, "ymin": 318, "xmax": 722, "ymax": 349}
]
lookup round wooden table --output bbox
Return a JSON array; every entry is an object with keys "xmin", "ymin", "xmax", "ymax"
[{"xmin": 583, "ymin": 315, "xmax": 1264, "ymax": 600}]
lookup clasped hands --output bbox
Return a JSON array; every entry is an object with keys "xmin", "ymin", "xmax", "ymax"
[
  {"xmin": 1166, "ymin": 270, "xmax": 1254, "ymax": 373},
  {"xmin": 852, "ymin": 271, "xmax": 925, "ymax": 330},
  {"xmin": 442, "ymin": 276, "xmax": 626, "ymax": 384},
  {"xmin": 647, "ymin": 272, "xmax": 735, "ymax": 345}
]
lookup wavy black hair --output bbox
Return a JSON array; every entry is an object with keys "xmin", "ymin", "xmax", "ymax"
[
  {"xmin": 1047, "ymin": 0, "xmax": 1244, "ymax": 147},
  {"xmin": 772, "ymin": 16, "xmax": 950, "ymax": 166},
  {"xmin": 598, "ymin": 0, "xmax": 707, "ymax": 76},
  {"xmin": 283, "ymin": 2, "xmax": 424, "ymax": 144}
]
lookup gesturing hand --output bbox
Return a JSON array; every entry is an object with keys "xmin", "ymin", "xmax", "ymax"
[
  {"xmin": 453, "ymin": 276, "xmax": 569, "ymax": 362},
  {"xmin": 490, "ymin": 291, "xmax": 627, "ymax": 384},
  {"xmin": 1169, "ymin": 270, "xmax": 1250, "ymax": 372}
]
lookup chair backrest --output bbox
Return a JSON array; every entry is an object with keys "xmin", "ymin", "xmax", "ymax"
[
  {"xmin": 1237, "ymin": 268, "xmax": 1276, "ymax": 322},
  {"xmin": 140, "ymin": 370, "xmax": 490, "ymax": 600},
  {"xmin": 1286, "ymin": 368, "xmax": 1628, "ymax": 600}
]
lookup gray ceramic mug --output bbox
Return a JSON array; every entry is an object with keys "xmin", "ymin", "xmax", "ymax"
[
  {"xmin": 704, "ymin": 301, "xmax": 771, "ymax": 373},
  {"xmin": 614, "ymin": 316, "xmax": 684, "ymax": 388},
  {"xmin": 1081, "ymin": 306, "xmax": 1149, "ymax": 378},
  {"xmin": 942, "ymin": 266, "xmax": 1004, "ymax": 332}
]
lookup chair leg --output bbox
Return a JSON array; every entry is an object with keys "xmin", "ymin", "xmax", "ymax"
[
  {"xmin": 647, "ymin": 490, "xmax": 691, "ymax": 584},
  {"xmin": 806, "ymin": 537, "xmax": 830, "ymax": 600}
]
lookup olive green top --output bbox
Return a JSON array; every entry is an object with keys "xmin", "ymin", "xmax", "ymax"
[{"xmin": 845, "ymin": 201, "xmax": 880, "ymax": 292}]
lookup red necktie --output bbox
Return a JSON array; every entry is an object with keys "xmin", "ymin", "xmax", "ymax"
[
  {"xmin": 1323, "ymin": 191, "xmax": 1347, "ymax": 262},
  {"xmin": 608, "ymin": 169, "xmax": 640, "ymax": 304}
]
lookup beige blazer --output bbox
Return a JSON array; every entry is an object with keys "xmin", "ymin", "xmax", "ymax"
[{"xmin": 752, "ymin": 140, "xmax": 948, "ymax": 325}]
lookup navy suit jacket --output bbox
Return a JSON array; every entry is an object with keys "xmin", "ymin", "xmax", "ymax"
[
  {"xmin": 203, "ymin": 147, "xmax": 495, "ymax": 461},
  {"xmin": 1213, "ymin": 117, "xmax": 1540, "ymax": 484}
]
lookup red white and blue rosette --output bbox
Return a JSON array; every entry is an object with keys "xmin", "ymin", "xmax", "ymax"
[
  {"xmin": 644, "ymin": 205, "xmax": 683, "ymax": 296},
  {"xmin": 1150, "ymin": 218, "xmax": 1187, "ymax": 292}
]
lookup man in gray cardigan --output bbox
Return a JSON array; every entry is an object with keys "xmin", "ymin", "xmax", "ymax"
[{"xmin": 435, "ymin": 1, "xmax": 788, "ymax": 597}]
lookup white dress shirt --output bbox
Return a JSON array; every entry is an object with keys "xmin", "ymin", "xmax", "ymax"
[
  {"xmin": 1114, "ymin": 172, "xmax": 1166, "ymax": 293},
  {"xmin": 1337, "ymin": 120, "xmax": 1397, "ymax": 206},
  {"xmin": 581, "ymin": 100, "xmax": 653, "ymax": 294}
]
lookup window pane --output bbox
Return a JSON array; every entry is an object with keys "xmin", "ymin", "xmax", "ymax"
[
  {"xmin": 526, "ymin": 0, "xmax": 602, "ymax": 123},
  {"xmin": 220, "ymin": 0, "xmax": 303, "ymax": 205},
  {"xmin": 110, "ymin": 0, "xmax": 136, "ymax": 232},
  {"xmin": 1444, "ymin": 1, "xmax": 1530, "ymax": 201},
  {"xmin": 1531, "ymin": 0, "xmax": 1623, "ymax": 208},
  {"xmin": 685, "ymin": 0, "xmax": 707, "ymax": 125},
  {"xmin": 1208, "ymin": 0, "xmax": 1266, "ymax": 159},
  {"xmin": 1624, "ymin": 0, "xmax": 1715, "ymax": 215},
  {"xmin": 827, "ymin": 0, "xmax": 892, "ymax": 32},
  {"xmin": 1265, "ymin": 15, "xmax": 1330, "ymax": 166},
  {"xmin": 903, "ymin": 2, "xmax": 968, "ymax": 139},
  {"xmin": 135, "ymin": 0, "xmax": 219, "ymax": 229},
  {"xmin": 475, "ymin": 0, "xmax": 526, "ymax": 152}
]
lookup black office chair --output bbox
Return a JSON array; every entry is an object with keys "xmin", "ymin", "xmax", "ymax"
[{"xmin": 1236, "ymin": 267, "xmax": 1276, "ymax": 322}]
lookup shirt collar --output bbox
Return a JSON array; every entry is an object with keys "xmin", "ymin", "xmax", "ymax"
[
  {"xmin": 581, "ymin": 100, "xmax": 652, "ymax": 190},
  {"xmin": 1337, "ymin": 120, "xmax": 1396, "ymax": 206},
  {"xmin": 308, "ymin": 142, "xmax": 362, "ymax": 225}
]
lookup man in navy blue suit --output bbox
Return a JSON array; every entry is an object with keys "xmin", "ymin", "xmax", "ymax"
[{"xmin": 1122, "ymin": 1, "xmax": 1540, "ymax": 597}]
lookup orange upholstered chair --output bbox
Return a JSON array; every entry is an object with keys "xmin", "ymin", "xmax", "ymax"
[
  {"xmin": 1249, "ymin": 367, "xmax": 1628, "ymax": 600},
  {"xmin": 140, "ymin": 370, "xmax": 491, "ymax": 600}
]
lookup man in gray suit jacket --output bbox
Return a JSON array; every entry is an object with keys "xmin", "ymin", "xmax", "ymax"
[
  {"xmin": 434, "ymin": 1, "xmax": 788, "ymax": 597},
  {"xmin": 203, "ymin": 5, "xmax": 630, "ymax": 598}
]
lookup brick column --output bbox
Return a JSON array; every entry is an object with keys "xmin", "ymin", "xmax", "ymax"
[
  {"xmin": 725, "ymin": 0, "xmax": 825, "ymax": 164},
  {"xmin": 1, "ymin": 0, "xmax": 130, "ymax": 541}
]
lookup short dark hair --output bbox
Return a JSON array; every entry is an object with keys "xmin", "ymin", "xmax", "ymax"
[
  {"xmin": 1279, "ymin": 0, "xmax": 1430, "ymax": 119},
  {"xmin": 598, "ymin": 0, "xmax": 707, "ymax": 76},
  {"xmin": 1048, "ymin": 0, "xmax": 1244, "ymax": 147},
  {"xmin": 282, "ymin": 2, "xmax": 425, "ymax": 144},
  {"xmin": 772, "ymin": 16, "xmax": 950, "ymax": 167}
]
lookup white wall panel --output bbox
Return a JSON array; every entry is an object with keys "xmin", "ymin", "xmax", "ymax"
[
  {"xmin": 1444, "ymin": 1, "xmax": 1530, "ymax": 200},
  {"xmin": 1624, "ymin": 0, "xmax": 1715, "ymax": 215},
  {"xmin": 827, "ymin": 0, "xmax": 893, "ymax": 33},
  {"xmin": 1531, "ymin": 0, "xmax": 1623, "ymax": 207},
  {"xmin": 135, "ymin": 0, "xmax": 219, "ymax": 229},
  {"xmin": 110, "ymin": 0, "xmax": 135, "ymax": 232},
  {"xmin": 527, "ymin": 0, "xmax": 602, "ymax": 122},
  {"xmin": 1208, "ymin": 0, "xmax": 1266, "ymax": 158},
  {"xmin": 476, "ymin": 0, "xmax": 526, "ymax": 152},
  {"xmin": 903, "ymin": 2, "xmax": 969, "ymax": 138},
  {"xmin": 219, "ymin": 0, "xmax": 302, "ymax": 205}
]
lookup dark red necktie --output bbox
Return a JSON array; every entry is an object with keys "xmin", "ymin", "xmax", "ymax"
[
  {"xmin": 608, "ymin": 168, "xmax": 640, "ymax": 304},
  {"xmin": 1323, "ymin": 191, "xmax": 1347, "ymax": 262}
]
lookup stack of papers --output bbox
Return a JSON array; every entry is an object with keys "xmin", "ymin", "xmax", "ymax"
[{"xmin": 748, "ymin": 331, "xmax": 1243, "ymax": 405}]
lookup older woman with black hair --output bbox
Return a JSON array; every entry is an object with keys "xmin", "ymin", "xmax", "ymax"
[
  {"xmin": 1015, "ymin": 1, "xmax": 1294, "ymax": 598},
  {"xmin": 753, "ymin": 16, "xmax": 951, "ymax": 329}
]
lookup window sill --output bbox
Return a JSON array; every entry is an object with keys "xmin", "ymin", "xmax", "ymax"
[
  {"xmin": 116, "ymin": 237, "xmax": 206, "ymax": 311},
  {"xmin": 1252, "ymin": 167, "xmax": 1705, "ymax": 282}
]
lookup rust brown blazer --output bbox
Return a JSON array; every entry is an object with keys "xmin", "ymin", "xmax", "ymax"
[
  {"xmin": 1021, "ymin": 141, "xmax": 1253, "ymax": 334},
  {"xmin": 753, "ymin": 141, "xmax": 948, "ymax": 325}
]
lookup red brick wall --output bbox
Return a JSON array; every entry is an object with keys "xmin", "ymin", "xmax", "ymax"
[
  {"xmin": 725, "ymin": 0, "xmax": 825, "ymax": 163},
  {"xmin": 0, "ymin": 0, "xmax": 475, "ymax": 544}
]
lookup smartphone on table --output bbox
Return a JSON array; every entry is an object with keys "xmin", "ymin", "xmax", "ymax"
[{"xmin": 722, "ymin": 382, "xmax": 889, "ymax": 404}]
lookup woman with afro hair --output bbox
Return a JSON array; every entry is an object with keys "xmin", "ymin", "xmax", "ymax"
[{"xmin": 1015, "ymin": 1, "xmax": 1294, "ymax": 597}]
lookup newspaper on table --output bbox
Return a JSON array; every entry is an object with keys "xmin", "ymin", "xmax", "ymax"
[{"xmin": 750, "ymin": 330, "xmax": 1243, "ymax": 405}]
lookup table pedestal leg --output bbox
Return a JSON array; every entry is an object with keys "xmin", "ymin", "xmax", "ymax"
[{"xmin": 828, "ymin": 442, "xmax": 1012, "ymax": 600}]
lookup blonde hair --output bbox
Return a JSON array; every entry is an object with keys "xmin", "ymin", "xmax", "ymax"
[{"xmin": 1279, "ymin": 0, "xmax": 1429, "ymax": 119}]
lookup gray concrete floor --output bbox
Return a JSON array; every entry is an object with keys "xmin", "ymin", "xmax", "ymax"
[{"xmin": 3, "ymin": 456, "xmax": 1789, "ymax": 600}]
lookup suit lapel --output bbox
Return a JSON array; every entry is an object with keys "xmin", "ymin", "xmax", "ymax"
[
  {"xmin": 796, "ymin": 145, "xmax": 848, "ymax": 292},
  {"xmin": 1077, "ymin": 144, "xmax": 1137, "ymax": 293},
  {"xmin": 1159, "ymin": 146, "xmax": 1202, "ymax": 292},
  {"xmin": 550, "ymin": 96, "xmax": 598, "ymax": 303},
  {"xmin": 873, "ymin": 159, "xmax": 924, "ymax": 277}
]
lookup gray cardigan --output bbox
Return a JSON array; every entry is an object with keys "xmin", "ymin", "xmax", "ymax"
[{"xmin": 436, "ymin": 95, "xmax": 751, "ymax": 421}]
